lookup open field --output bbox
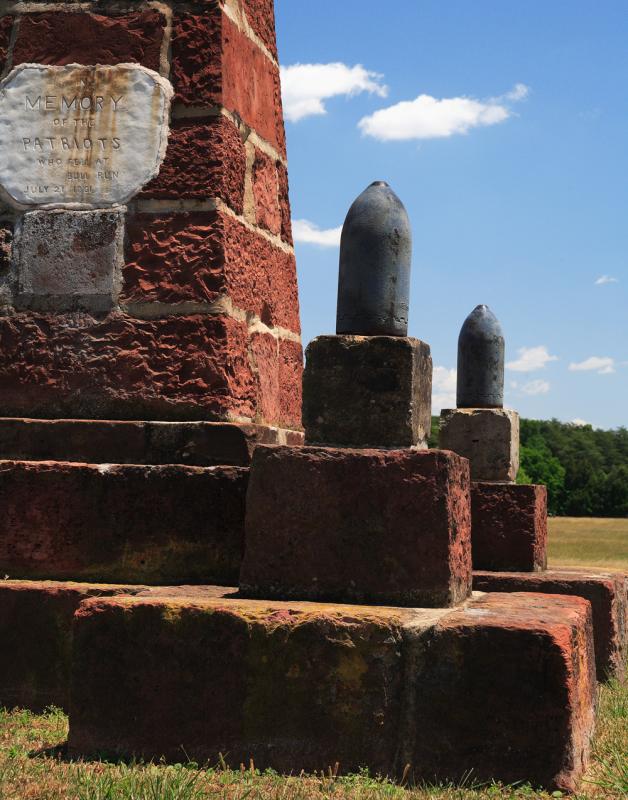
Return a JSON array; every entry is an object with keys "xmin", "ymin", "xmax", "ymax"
[
  {"xmin": 1, "ymin": 517, "xmax": 626, "ymax": 800},
  {"xmin": 548, "ymin": 517, "xmax": 628, "ymax": 570}
]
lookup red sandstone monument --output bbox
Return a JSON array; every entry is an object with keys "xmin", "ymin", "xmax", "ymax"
[{"xmin": 0, "ymin": 0, "xmax": 621, "ymax": 794}]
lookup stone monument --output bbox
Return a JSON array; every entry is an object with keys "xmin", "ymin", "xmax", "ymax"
[
  {"xmin": 0, "ymin": 0, "xmax": 303, "ymax": 586},
  {"xmin": 0, "ymin": 3, "xmax": 603, "ymax": 792},
  {"xmin": 440, "ymin": 307, "xmax": 627, "ymax": 680}
]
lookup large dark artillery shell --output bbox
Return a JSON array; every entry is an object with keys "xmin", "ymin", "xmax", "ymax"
[
  {"xmin": 457, "ymin": 305, "xmax": 504, "ymax": 408},
  {"xmin": 336, "ymin": 181, "xmax": 411, "ymax": 336}
]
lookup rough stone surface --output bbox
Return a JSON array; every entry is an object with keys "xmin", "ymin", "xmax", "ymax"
[
  {"xmin": 0, "ymin": 418, "xmax": 303, "ymax": 467},
  {"xmin": 241, "ymin": 0, "xmax": 278, "ymax": 59},
  {"xmin": 13, "ymin": 209, "xmax": 123, "ymax": 311},
  {"xmin": 0, "ymin": 219, "xmax": 12, "ymax": 272},
  {"xmin": 68, "ymin": 589, "xmax": 595, "ymax": 792},
  {"xmin": 411, "ymin": 592, "xmax": 596, "ymax": 793},
  {"xmin": 0, "ymin": 460, "xmax": 248, "ymax": 585},
  {"xmin": 252, "ymin": 148, "xmax": 281, "ymax": 235},
  {"xmin": 303, "ymin": 335, "xmax": 432, "ymax": 449},
  {"xmin": 0, "ymin": 16, "xmax": 12, "ymax": 73},
  {"xmin": 141, "ymin": 116, "xmax": 246, "ymax": 211},
  {"xmin": 277, "ymin": 160, "xmax": 293, "ymax": 243},
  {"xmin": 474, "ymin": 569, "xmax": 628, "ymax": 681},
  {"xmin": 0, "ymin": 580, "xmax": 144, "ymax": 711},
  {"xmin": 240, "ymin": 445, "xmax": 472, "ymax": 607},
  {"xmin": 472, "ymin": 482, "xmax": 548, "ymax": 572},
  {"xmin": 0, "ymin": 312, "xmax": 259, "ymax": 422},
  {"xmin": 12, "ymin": 11, "xmax": 166, "ymax": 72},
  {"xmin": 122, "ymin": 210, "xmax": 300, "ymax": 333},
  {"xmin": 171, "ymin": 10, "xmax": 285, "ymax": 154},
  {"xmin": 439, "ymin": 407, "xmax": 520, "ymax": 482},
  {"xmin": 0, "ymin": 64, "xmax": 173, "ymax": 209}
]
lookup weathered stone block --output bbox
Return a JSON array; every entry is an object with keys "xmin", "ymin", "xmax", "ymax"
[
  {"xmin": 0, "ymin": 580, "xmax": 143, "ymax": 711},
  {"xmin": 439, "ymin": 407, "xmax": 519, "ymax": 482},
  {"xmin": 12, "ymin": 11, "xmax": 166, "ymax": 71},
  {"xmin": 13, "ymin": 209, "xmax": 124, "ymax": 312},
  {"xmin": 472, "ymin": 482, "xmax": 548, "ymax": 572},
  {"xmin": 303, "ymin": 336, "xmax": 432, "ymax": 449},
  {"xmin": 409, "ymin": 592, "xmax": 596, "ymax": 793},
  {"xmin": 240, "ymin": 445, "xmax": 471, "ymax": 607},
  {"xmin": 252, "ymin": 148, "xmax": 282, "ymax": 235},
  {"xmin": 0, "ymin": 460, "xmax": 248, "ymax": 585},
  {"xmin": 0, "ymin": 418, "xmax": 303, "ymax": 467},
  {"xmin": 141, "ymin": 116, "xmax": 247, "ymax": 211},
  {"xmin": 68, "ymin": 589, "xmax": 596, "ymax": 792},
  {"xmin": 474, "ymin": 568, "xmax": 628, "ymax": 681},
  {"xmin": 171, "ymin": 9, "xmax": 285, "ymax": 154}
]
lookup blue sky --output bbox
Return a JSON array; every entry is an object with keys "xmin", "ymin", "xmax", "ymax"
[{"xmin": 275, "ymin": 0, "xmax": 627, "ymax": 430}]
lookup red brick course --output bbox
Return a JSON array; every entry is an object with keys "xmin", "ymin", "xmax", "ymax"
[
  {"xmin": 12, "ymin": 11, "xmax": 165, "ymax": 70},
  {"xmin": 123, "ymin": 211, "xmax": 300, "ymax": 333},
  {"xmin": 171, "ymin": 9, "xmax": 285, "ymax": 154},
  {"xmin": 0, "ymin": 460, "xmax": 248, "ymax": 585},
  {"xmin": 241, "ymin": 0, "xmax": 278, "ymax": 59},
  {"xmin": 252, "ymin": 148, "xmax": 281, "ymax": 235},
  {"xmin": 0, "ymin": 312, "xmax": 257, "ymax": 421},
  {"xmin": 141, "ymin": 116, "xmax": 247, "ymax": 211},
  {"xmin": 472, "ymin": 482, "xmax": 548, "ymax": 572},
  {"xmin": 240, "ymin": 446, "xmax": 472, "ymax": 607},
  {"xmin": 0, "ymin": 16, "xmax": 13, "ymax": 72},
  {"xmin": 277, "ymin": 160, "xmax": 293, "ymax": 244}
]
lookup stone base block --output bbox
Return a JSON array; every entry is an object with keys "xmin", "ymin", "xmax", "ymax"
[
  {"xmin": 0, "ymin": 580, "xmax": 145, "ymax": 711},
  {"xmin": 239, "ymin": 445, "xmax": 472, "ymax": 608},
  {"xmin": 439, "ymin": 408, "xmax": 519, "ymax": 482},
  {"xmin": 303, "ymin": 335, "xmax": 432, "ymax": 449},
  {"xmin": 474, "ymin": 569, "xmax": 628, "ymax": 681},
  {"xmin": 0, "ymin": 460, "xmax": 247, "ymax": 585},
  {"xmin": 0, "ymin": 417, "xmax": 303, "ymax": 467},
  {"xmin": 472, "ymin": 482, "xmax": 548, "ymax": 572},
  {"xmin": 68, "ymin": 589, "xmax": 596, "ymax": 793}
]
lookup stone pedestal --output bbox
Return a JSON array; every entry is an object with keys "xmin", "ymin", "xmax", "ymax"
[
  {"xmin": 303, "ymin": 335, "xmax": 432, "ymax": 449},
  {"xmin": 239, "ymin": 445, "xmax": 471, "ymax": 608},
  {"xmin": 439, "ymin": 407, "xmax": 519, "ymax": 482},
  {"xmin": 472, "ymin": 482, "xmax": 548, "ymax": 572},
  {"xmin": 474, "ymin": 569, "xmax": 628, "ymax": 681},
  {"xmin": 66, "ymin": 587, "xmax": 596, "ymax": 793}
]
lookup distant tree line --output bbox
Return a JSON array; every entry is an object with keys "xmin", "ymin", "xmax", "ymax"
[{"xmin": 430, "ymin": 417, "xmax": 628, "ymax": 517}]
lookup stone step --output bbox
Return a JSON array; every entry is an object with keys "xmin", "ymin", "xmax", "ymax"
[
  {"xmin": 0, "ymin": 417, "xmax": 302, "ymax": 467},
  {"xmin": 66, "ymin": 587, "xmax": 596, "ymax": 793},
  {"xmin": 0, "ymin": 459, "xmax": 247, "ymax": 585},
  {"xmin": 474, "ymin": 568, "xmax": 628, "ymax": 681}
]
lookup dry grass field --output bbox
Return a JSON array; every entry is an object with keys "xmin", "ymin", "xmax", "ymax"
[
  {"xmin": 0, "ymin": 517, "xmax": 626, "ymax": 800},
  {"xmin": 548, "ymin": 517, "xmax": 628, "ymax": 570}
]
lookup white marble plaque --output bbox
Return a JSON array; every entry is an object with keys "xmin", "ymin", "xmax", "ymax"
[{"xmin": 0, "ymin": 63, "xmax": 173, "ymax": 209}]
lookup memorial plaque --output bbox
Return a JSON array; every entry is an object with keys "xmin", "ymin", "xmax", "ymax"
[{"xmin": 0, "ymin": 63, "xmax": 173, "ymax": 209}]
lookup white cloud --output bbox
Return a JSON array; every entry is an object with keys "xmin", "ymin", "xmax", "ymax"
[
  {"xmin": 506, "ymin": 346, "xmax": 558, "ymax": 373},
  {"xmin": 281, "ymin": 63, "xmax": 388, "ymax": 122},
  {"xmin": 292, "ymin": 219, "xmax": 342, "ymax": 248},
  {"xmin": 595, "ymin": 275, "xmax": 619, "ymax": 285},
  {"xmin": 568, "ymin": 356, "xmax": 615, "ymax": 375},
  {"xmin": 521, "ymin": 379, "xmax": 550, "ymax": 396},
  {"xmin": 572, "ymin": 418, "xmax": 591, "ymax": 427},
  {"xmin": 432, "ymin": 366, "xmax": 457, "ymax": 412},
  {"xmin": 358, "ymin": 83, "xmax": 529, "ymax": 142}
]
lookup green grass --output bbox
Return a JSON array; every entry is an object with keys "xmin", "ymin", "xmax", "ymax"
[
  {"xmin": 0, "ymin": 677, "xmax": 626, "ymax": 799},
  {"xmin": 548, "ymin": 517, "xmax": 628, "ymax": 570}
]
